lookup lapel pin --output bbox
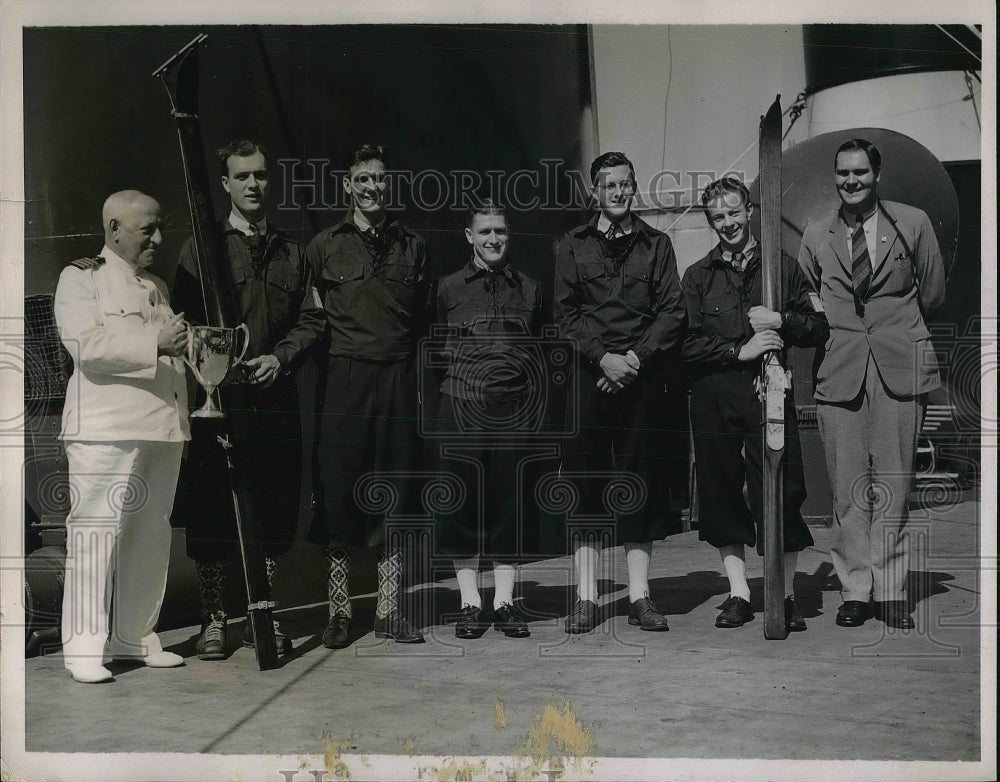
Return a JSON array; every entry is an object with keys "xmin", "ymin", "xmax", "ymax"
[{"xmin": 881, "ymin": 235, "xmax": 887, "ymax": 242}]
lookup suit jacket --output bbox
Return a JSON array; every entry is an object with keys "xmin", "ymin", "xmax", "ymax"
[{"xmin": 797, "ymin": 199, "xmax": 945, "ymax": 402}]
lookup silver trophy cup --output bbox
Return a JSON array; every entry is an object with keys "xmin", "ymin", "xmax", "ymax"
[{"xmin": 183, "ymin": 324, "xmax": 250, "ymax": 418}]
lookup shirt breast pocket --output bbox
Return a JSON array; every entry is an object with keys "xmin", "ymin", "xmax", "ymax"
[
  {"xmin": 321, "ymin": 260, "xmax": 366, "ymax": 311},
  {"xmin": 701, "ymin": 296, "xmax": 742, "ymax": 339},
  {"xmin": 229, "ymin": 263, "xmax": 252, "ymax": 291},
  {"xmin": 501, "ymin": 299, "xmax": 535, "ymax": 333},
  {"xmin": 266, "ymin": 262, "xmax": 302, "ymax": 292},
  {"xmin": 102, "ymin": 301, "xmax": 145, "ymax": 322},
  {"xmin": 623, "ymin": 262, "xmax": 652, "ymax": 309},
  {"xmin": 447, "ymin": 301, "xmax": 481, "ymax": 334},
  {"xmin": 382, "ymin": 261, "xmax": 417, "ymax": 308},
  {"xmin": 101, "ymin": 288, "xmax": 146, "ymax": 321},
  {"xmin": 576, "ymin": 261, "xmax": 605, "ymax": 301},
  {"xmin": 264, "ymin": 264, "xmax": 303, "ymax": 322}
]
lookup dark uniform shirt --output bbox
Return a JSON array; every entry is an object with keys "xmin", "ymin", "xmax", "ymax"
[
  {"xmin": 173, "ymin": 219, "xmax": 325, "ymax": 368},
  {"xmin": 554, "ymin": 214, "xmax": 684, "ymax": 367},
  {"xmin": 435, "ymin": 259, "xmax": 543, "ymax": 401},
  {"xmin": 305, "ymin": 213, "xmax": 428, "ymax": 362},
  {"xmin": 171, "ymin": 219, "xmax": 323, "ymax": 554},
  {"xmin": 681, "ymin": 242, "xmax": 828, "ymax": 376}
]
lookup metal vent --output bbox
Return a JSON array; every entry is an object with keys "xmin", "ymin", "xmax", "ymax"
[{"xmin": 24, "ymin": 294, "xmax": 72, "ymax": 401}]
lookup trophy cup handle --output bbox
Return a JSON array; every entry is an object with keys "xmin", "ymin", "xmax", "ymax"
[
  {"xmin": 232, "ymin": 323, "xmax": 251, "ymax": 365},
  {"xmin": 183, "ymin": 326, "xmax": 206, "ymax": 388}
]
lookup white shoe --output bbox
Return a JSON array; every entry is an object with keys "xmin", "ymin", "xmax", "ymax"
[
  {"xmin": 139, "ymin": 651, "xmax": 185, "ymax": 668},
  {"xmin": 112, "ymin": 650, "xmax": 185, "ymax": 668},
  {"xmin": 67, "ymin": 664, "xmax": 113, "ymax": 683}
]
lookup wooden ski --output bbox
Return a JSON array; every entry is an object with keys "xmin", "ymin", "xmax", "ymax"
[
  {"xmin": 217, "ymin": 429, "xmax": 280, "ymax": 670},
  {"xmin": 154, "ymin": 36, "xmax": 280, "ymax": 669},
  {"xmin": 759, "ymin": 95, "xmax": 789, "ymax": 640}
]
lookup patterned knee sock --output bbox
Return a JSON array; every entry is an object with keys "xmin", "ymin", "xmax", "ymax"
[
  {"xmin": 196, "ymin": 560, "xmax": 226, "ymax": 621},
  {"xmin": 324, "ymin": 547, "xmax": 352, "ymax": 618},
  {"xmin": 376, "ymin": 549, "xmax": 403, "ymax": 620}
]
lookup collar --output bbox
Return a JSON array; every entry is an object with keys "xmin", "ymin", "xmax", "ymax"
[
  {"xmin": 721, "ymin": 234, "xmax": 758, "ymax": 268},
  {"xmin": 463, "ymin": 257, "xmax": 518, "ymax": 285},
  {"xmin": 840, "ymin": 199, "xmax": 879, "ymax": 229},
  {"xmin": 700, "ymin": 234, "xmax": 761, "ymax": 271},
  {"xmin": 224, "ymin": 218, "xmax": 286, "ymax": 243},
  {"xmin": 596, "ymin": 212, "xmax": 636, "ymax": 238},
  {"xmin": 352, "ymin": 208, "xmax": 386, "ymax": 235},
  {"xmin": 228, "ymin": 208, "xmax": 267, "ymax": 237},
  {"xmin": 100, "ymin": 244, "xmax": 142, "ymax": 274},
  {"xmin": 330, "ymin": 210, "xmax": 411, "ymax": 239},
  {"xmin": 573, "ymin": 213, "xmax": 652, "ymax": 246}
]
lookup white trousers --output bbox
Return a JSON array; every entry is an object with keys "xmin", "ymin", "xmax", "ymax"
[{"xmin": 60, "ymin": 440, "xmax": 183, "ymax": 670}]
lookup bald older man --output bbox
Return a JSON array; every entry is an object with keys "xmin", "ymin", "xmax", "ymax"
[{"xmin": 54, "ymin": 190, "xmax": 191, "ymax": 683}]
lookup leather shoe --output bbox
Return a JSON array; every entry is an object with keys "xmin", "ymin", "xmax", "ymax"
[
  {"xmin": 67, "ymin": 664, "xmax": 113, "ymax": 683},
  {"xmin": 564, "ymin": 598, "xmax": 598, "ymax": 634},
  {"xmin": 493, "ymin": 603, "xmax": 530, "ymax": 638},
  {"xmin": 628, "ymin": 597, "xmax": 669, "ymax": 631},
  {"xmin": 196, "ymin": 612, "xmax": 227, "ymax": 661},
  {"xmin": 784, "ymin": 597, "xmax": 807, "ymax": 632},
  {"xmin": 455, "ymin": 604, "xmax": 489, "ymax": 639},
  {"xmin": 835, "ymin": 600, "xmax": 869, "ymax": 627},
  {"xmin": 715, "ymin": 596, "xmax": 754, "ymax": 628},
  {"xmin": 373, "ymin": 609, "xmax": 425, "ymax": 643},
  {"xmin": 243, "ymin": 619, "xmax": 293, "ymax": 656},
  {"xmin": 322, "ymin": 615, "xmax": 351, "ymax": 649},
  {"xmin": 876, "ymin": 601, "xmax": 914, "ymax": 629}
]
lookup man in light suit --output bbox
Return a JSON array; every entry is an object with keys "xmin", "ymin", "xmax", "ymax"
[
  {"xmin": 55, "ymin": 190, "xmax": 190, "ymax": 682},
  {"xmin": 797, "ymin": 139, "xmax": 946, "ymax": 629}
]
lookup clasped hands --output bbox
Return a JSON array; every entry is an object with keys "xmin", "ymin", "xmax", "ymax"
[
  {"xmin": 594, "ymin": 306, "xmax": 785, "ymax": 394},
  {"xmin": 596, "ymin": 349, "xmax": 641, "ymax": 395}
]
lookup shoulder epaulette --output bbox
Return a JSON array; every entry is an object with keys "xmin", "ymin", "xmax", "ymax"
[{"xmin": 69, "ymin": 257, "xmax": 105, "ymax": 271}]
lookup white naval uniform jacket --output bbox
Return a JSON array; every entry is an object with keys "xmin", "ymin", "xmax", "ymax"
[{"xmin": 54, "ymin": 246, "xmax": 191, "ymax": 443}]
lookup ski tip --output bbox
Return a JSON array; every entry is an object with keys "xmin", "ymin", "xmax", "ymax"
[{"xmin": 761, "ymin": 97, "xmax": 783, "ymax": 134}]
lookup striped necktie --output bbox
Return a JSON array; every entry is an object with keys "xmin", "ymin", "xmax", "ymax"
[{"xmin": 850, "ymin": 213, "xmax": 872, "ymax": 312}]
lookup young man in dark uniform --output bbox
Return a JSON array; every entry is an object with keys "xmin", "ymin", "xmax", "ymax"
[
  {"xmin": 172, "ymin": 139, "xmax": 325, "ymax": 660},
  {"xmin": 306, "ymin": 143, "xmax": 426, "ymax": 648},
  {"xmin": 432, "ymin": 198, "xmax": 543, "ymax": 640},
  {"xmin": 554, "ymin": 151, "xmax": 685, "ymax": 634},
  {"xmin": 681, "ymin": 176, "xmax": 827, "ymax": 631}
]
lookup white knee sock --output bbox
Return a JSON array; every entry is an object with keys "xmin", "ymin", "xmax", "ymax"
[
  {"xmin": 720, "ymin": 544, "xmax": 750, "ymax": 601},
  {"xmin": 574, "ymin": 541, "xmax": 601, "ymax": 603},
  {"xmin": 624, "ymin": 541, "xmax": 652, "ymax": 603},
  {"xmin": 453, "ymin": 557, "xmax": 481, "ymax": 609},
  {"xmin": 492, "ymin": 563, "xmax": 516, "ymax": 609},
  {"xmin": 783, "ymin": 551, "xmax": 798, "ymax": 599}
]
